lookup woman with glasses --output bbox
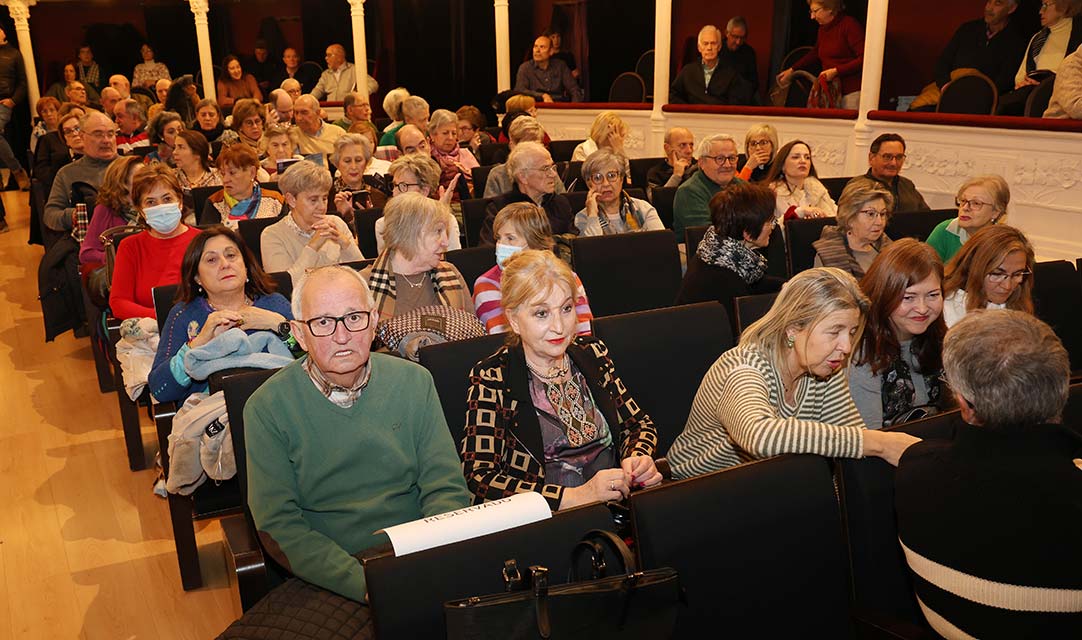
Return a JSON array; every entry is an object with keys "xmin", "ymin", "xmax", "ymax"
[
  {"xmin": 34, "ymin": 106, "xmax": 85, "ymax": 190},
  {"xmin": 763, "ymin": 139, "xmax": 837, "ymax": 229},
  {"xmin": 148, "ymin": 225, "xmax": 292, "ymax": 403},
  {"xmin": 849, "ymin": 239, "xmax": 947, "ymax": 429},
  {"xmin": 926, "ymin": 175, "xmax": 1010, "ymax": 263},
  {"xmin": 676, "ymin": 183, "xmax": 785, "ymax": 330},
  {"xmin": 776, "ymin": 0, "xmax": 866, "ymax": 109},
  {"xmin": 230, "ymin": 98, "xmax": 265, "ymax": 152},
  {"xmin": 201, "ymin": 144, "xmax": 284, "ymax": 228},
  {"xmin": 813, "ymin": 183, "xmax": 893, "ymax": 278},
  {"xmin": 574, "ymin": 149, "xmax": 663, "ymax": 236},
  {"xmin": 942, "ymin": 224, "xmax": 1035, "ymax": 327},
  {"xmin": 376, "ymin": 153, "xmax": 461, "ymax": 253},
  {"xmin": 737, "ymin": 124, "xmax": 779, "ymax": 183},
  {"xmin": 462, "ymin": 249, "xmax": 661, "ymax": 509}
]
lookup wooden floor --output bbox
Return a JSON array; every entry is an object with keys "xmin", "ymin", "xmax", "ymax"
[{"xmin": 0, "ymin": 192, "xmax": 239, "ymax": 639}]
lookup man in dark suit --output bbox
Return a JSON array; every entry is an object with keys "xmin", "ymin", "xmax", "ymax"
[{"xmin": 670, "ymin": 25, "xmax": 756, "ymax": 105}]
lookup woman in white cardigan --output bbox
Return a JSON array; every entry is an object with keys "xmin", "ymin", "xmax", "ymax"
[{"xmin": 762, "ymin": 140, "xmax": 837, "ymax": 236}]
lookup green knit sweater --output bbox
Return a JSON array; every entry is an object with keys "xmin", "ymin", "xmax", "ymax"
[
  {"xmin": 672, "ymin": 171, "xmax": 746, "ymax": 239},
  {"xmin": 244, "ymin": 354, "xmax": 471, "ymax": 602}
]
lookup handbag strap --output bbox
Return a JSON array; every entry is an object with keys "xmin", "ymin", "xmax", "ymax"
[
  {"xmin": 570, "ymin": 529, "xmax": 637, "ymax": 580},
  {"xmin": 530, "ymin": 566, "xmax": 551, "ymax": 639}
]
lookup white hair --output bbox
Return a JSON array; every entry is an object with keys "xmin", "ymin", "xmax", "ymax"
[
  {"xmin": 695, "ymin": 133, "xmax": 736, "ymax": 159},
  {"xmin": 698, "ymin": 25, "xmax": 722, "ymax": 42},
  {"xmin": 291, "ymin": 265, "xmax": 374, "ymax": 319}
]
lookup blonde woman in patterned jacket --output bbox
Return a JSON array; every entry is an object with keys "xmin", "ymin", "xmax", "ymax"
[
  {"xmin": 460, "ymin": 250, "xmax": 662, "ymax": 511},
  {"xmin": 667, "ymin": 267, "xmax": 920, "ymax": 479}
]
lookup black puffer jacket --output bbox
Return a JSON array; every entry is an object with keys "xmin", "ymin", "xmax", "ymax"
[{"xmin": 0, "ymin": 43, "xmax": 26, "ymax": 104}]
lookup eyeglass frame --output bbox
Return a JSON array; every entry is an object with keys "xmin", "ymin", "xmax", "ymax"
[
  {"xmin": 526, "ymin": 163, "xmax": 558, "ymax": 174},
  {"xmin": 586, "ymin": 170, "xmax": 624, "ymax": 184},
  {"xmin": 856, "ymin": 207, "xmax": 891, "ymax": 220},
  {"xmin": 298, "ymin": 311, "xmax": 372, "ymax": 337},
  {"xmin": 985, "ymin": 269, "xmax": 1031, "ymax": 284},
  {"xmin": 701, "ymin": 153, "xmax": 740, "ymax": 166},
  {"xmin": 876, "ymin": 152, "xmax": 907, "ymax": 162},
  {"xmin": 955, "ymin": 198, "xmax": 994, "ymax": 211},
  {"xmin": 83, "ymin": 128, "xmax": 118, "ymax": 140},
  {"xmin": 392, "ymin": 181, "xmax": 422, "ymax": 193}
]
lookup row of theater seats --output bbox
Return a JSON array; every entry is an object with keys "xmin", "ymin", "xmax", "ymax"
[{"xmin": 214, "ymin": 301, "xmax": 1082, "ymax": 637}]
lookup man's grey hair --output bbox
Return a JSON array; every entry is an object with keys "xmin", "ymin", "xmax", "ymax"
[
  {"xmin": 291, "ymin": 265, "xmax": 374, "ymax": 319},
  {"xmin": 663, "ymin": 126, "xmax": 693, "ymax": 145},
  {"xmin": 427, "ymin": 109, "xmax": 457, "ymax": 137},
  {"xmin": 943, "ymin": 309, "xmax": 1070, "ymax": 430},
  {"xmin": 294, "ymin": 94, "xmax": 320, "ymax": 111},
  {"xmin": 278, "ymin": 159, "xmax": 332, "ymax": 197},
  {"xmin": 695, "ymin": 133, "xmax": 735, "ymax": 159},
  {"xmin": 332, "ymin": 132, "xmax": 373, "ymax": 166},
  {"xmin": 118, "ymin": 98, "xmax": 145, "ymax": 124},
  {"xmin": 726, "ymin": 16, "xmax": 748, "ymax": 33},
  {"xmin": 388, "ymin": 152, "xmax": 441, "ymax": 194},
  {"xmin": 280, "ymin": 78, "xmax": 301, "ymax": 92},
  {"xmin": 78, "ymin": 109, "xmax": 108, "ymax": 130},
  {"xmin": 506, "ymin": 141, "xmax": 550, "ymax": 180},
  {"xmin": 697, "ymin": 25, "xmax": 722, "ymax": 42}
]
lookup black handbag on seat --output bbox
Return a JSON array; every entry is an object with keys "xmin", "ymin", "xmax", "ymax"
[{"xmin": 444, "ymin": 529, "xmax": 682, "ymax": 640}]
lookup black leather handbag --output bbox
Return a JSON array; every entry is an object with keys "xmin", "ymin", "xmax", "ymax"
[{"xmin": 444, "ymin": 529, "xmax": 682, "ymax": 640}]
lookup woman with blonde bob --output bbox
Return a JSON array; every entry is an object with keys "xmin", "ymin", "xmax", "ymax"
[
  {"xmin": 738, "ymin": 123, "xmax": 779, "ymax": 182},
  {"xmin": 926, "ymin": 174, "xmax": 1010, "ymax": 263},
  {"xmin": 571, "ymin": 111, "xmax": 629, "ymax": 162},
  {"xmin": 668, "ymin": 267, "xmax": 921, "ymax": 478},
  {"xmin": 461, "ymin": 249, "xmax": 662, "ymax": 510},
  {"xmin": 474, "ymin": 202, "xmax": 593, "ymax": 334},
  {"xmin": 942, "ymin": 224, "xmax": 1035, "ymax": 327},
  {"xmin": 361, "ymin": 192, "xmax": 473, "ymax": 319}
]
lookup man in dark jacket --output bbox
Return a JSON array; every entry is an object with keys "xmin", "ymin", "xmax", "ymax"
[
  {"xmin": 479, "ymin": 141, "xmax": 574, "ymax": 245},
  {"xmin": 0, "ymin": 26, "xmax": 30, "ymax": 230},
  {"xmin": 670, "ymin": 25, "xmax": 756, "ymax": 105}
]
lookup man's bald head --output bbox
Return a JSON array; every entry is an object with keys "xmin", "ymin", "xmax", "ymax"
[
  {"xmin": 395, "ymin": 124, "xmax": 429, "ymax": 155},
  {"xmin": 292, "ymin": 94, "xmax": 323, "ymax": 134},
  {"xmin": 325, "ymin": 44, "xmax": 347, "ymax": 71},
  {"xmin": 109, "ymin": 74, "xmax": 130, "ymax": 98}
]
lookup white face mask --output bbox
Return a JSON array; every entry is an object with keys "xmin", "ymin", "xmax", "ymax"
[
  {"xmin": 142, "ymin": 201, "xmax": 182, "ymax": 233},
  {"xmin": 495, "ymin": 243, "xmax": 523, "ymax": 267}
]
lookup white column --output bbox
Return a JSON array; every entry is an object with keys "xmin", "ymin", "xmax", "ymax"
[
  {"xmin": 348, "ymin": 0, "xmax": 368, "ymax": 94},
  {"xmin": 494, "ymin": 0, "xmax": 511, "ymax": 93},
  {"xmin": 650, "ymin": 0, "xmax": 673, "ymax": 156},
  {"xmin": 849, "ymin": 0, "xmax": 889, "ymax": 173},
  {"xmin": 2, "ymin": 0, "xmax": 39, "ymax": 116},
  {"xmin": 189, "ymin": 0, "xmax": 216, "ymax": 101}
]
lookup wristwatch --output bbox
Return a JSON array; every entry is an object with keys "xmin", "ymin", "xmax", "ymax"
[{"xmin": 276, "ymin": 321, "xmax": 292, "ymax": 341}]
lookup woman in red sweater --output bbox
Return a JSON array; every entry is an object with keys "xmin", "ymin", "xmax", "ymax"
[
  {"xmin": 216, "ymin": 55, "xmax": 262, "ymax": 113},
  {"xmin": 777, "ymin": 0, "xmax": 865, "ymax": 110},
  {"xmin": 109, "ymin": 164, "xmax": 202, "ymax": 320}
]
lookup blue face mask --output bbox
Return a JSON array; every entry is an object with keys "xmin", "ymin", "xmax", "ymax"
[
  {"xmin": 142, "ymin": 201, "xmax": 183, "ymax": 233},
  {"xmin": 495, "ymin": 243, "xmax": 523, "ymax": 267}
]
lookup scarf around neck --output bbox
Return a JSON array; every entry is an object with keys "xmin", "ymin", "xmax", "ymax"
[{"xmin": 696, "ymin": 226, "xmax": 767, "ymax": 284}]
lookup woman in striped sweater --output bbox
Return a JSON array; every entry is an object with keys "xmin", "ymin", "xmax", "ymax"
[
  {"xmin": 473, "ymin": 202, "xmax": 592, "ymax": 335},
  {"xmin": 667, "ymin": 267, "xmax": 920, "ymax": 478}
]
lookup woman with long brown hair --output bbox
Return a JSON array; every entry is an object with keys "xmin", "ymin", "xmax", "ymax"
[
  {"xmin": 942, "ymin": 224, "xmax": 1035, "ymax": 327},
  {"xmin": 849, "ymin": 239, "xmax": 947, "ymax": 428}
]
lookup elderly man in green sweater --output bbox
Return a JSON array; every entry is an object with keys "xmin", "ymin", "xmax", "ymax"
[
  {"xmin": 244, "ymin": 265, "xmax": 471, "ymax": 608},
  {"xmin": 672, "ymin": 133, "xmax": 745, "ymax": 239}
]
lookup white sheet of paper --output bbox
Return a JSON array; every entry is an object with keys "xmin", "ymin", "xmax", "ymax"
[{"xmin": 378, "ymin": 492, "xmax": 552, "ymax": 556}]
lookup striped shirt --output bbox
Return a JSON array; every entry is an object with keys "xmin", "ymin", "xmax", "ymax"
[
  {"xmin": 668, "ymin": 343, "xmax": 865, "ymax": 479},
  {"xmin": 472, "ymin": 264, "xmax": 593, "ymax": 336}
]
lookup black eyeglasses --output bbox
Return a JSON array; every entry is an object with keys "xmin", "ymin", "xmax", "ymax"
[{"xmin": 300, "ymin": 312, "xmax": 371, "ymax": 336}]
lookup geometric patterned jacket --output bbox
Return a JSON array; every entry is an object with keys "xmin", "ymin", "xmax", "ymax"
[{"xmin": 460, "ymin": 336, "xmax": 658, "ymax": 510}]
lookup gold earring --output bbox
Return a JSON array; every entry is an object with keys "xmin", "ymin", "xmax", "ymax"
[{"xmin": 785, "ymin": 334, "xmax": 795, "ymax": 349}]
